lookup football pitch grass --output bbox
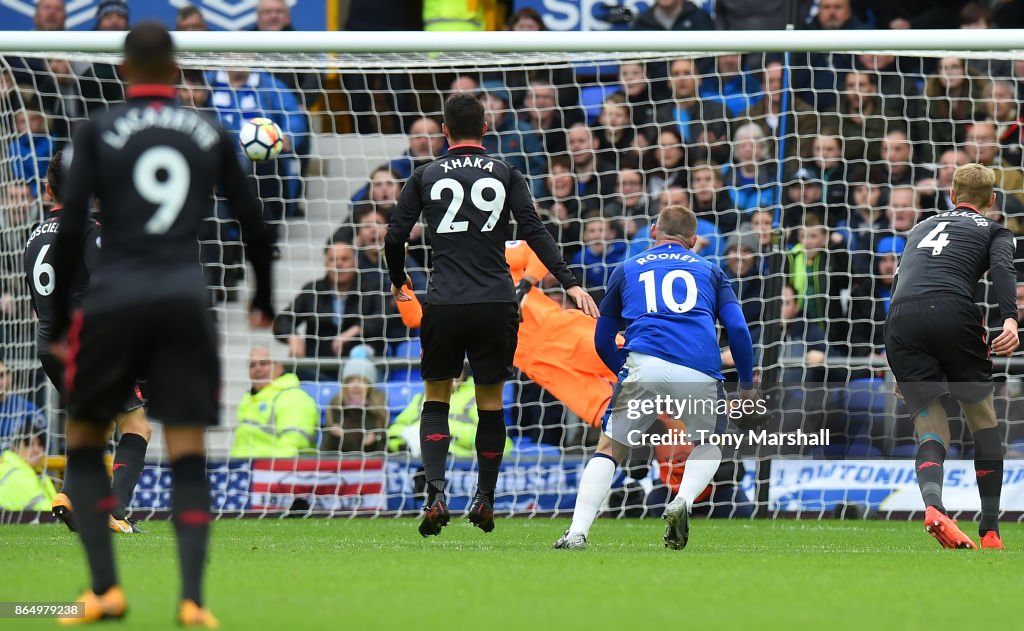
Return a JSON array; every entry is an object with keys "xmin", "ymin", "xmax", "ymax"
[{"xmin": 2, "ymin": 518, "xmax": 1020, "ymax": 630}]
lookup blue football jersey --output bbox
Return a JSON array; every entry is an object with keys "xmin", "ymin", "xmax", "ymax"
[{"xmin": 600, "ymin": 243, "xmax": 739, "ymax": 379}]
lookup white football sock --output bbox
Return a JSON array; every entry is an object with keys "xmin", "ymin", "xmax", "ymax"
[
  {"xmin": 674, "ymin": 443, "xmax": 722, "ymax": 512},
  {"xmin": 568, "ymin": 454, "xmax": 616, "ymax": 536}
]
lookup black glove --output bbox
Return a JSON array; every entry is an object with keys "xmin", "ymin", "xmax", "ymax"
[{"xmin": 514, "ymin": 279, "xmax": 532, "ymax": 305}]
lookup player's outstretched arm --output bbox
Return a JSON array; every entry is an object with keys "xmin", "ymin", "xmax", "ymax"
[
  {"xmin": 989, "ymin": 228, "xmax": 1019, "ymax": 357},
  {"xmin": 720, "ymin": 302, "xmax": 755, "ymax": 391},
  {"xmin": 594, "ymin": 266, "xmax": 627, "ymax": 373},
  {"xmin": 384, "ymin": 171, "xmax": 423, "ymax": 300},
  {"xmin": 219, "ymin": 130, "xmax": 275, "ymax": 326},
  {"xmin": 714, "ymin": 267, "xmax": 755, "ymax": 391},
  {"xmin": 506, "ymin": 169, "xmax": 594, "ymax": 314},
  {"xmin": 49, "ymin": 122, "xmax": 97, "ymax": 343}
]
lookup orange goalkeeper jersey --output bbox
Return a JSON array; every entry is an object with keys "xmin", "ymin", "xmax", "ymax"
[{"xmin": 396, "ymin": 240, "xmax": 618, "ymax": 427}]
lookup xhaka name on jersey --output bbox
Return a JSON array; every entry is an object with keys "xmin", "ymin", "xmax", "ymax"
[
  {"xmin": 101, "ymin": 106, "xmax": 219, "ymax": 151},
  {"xmin": 441, "ymin": 155, "xmax": 495, "ymax": 173}
]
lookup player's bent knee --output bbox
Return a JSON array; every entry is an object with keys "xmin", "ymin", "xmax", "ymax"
[
  {"xmin": 474, "ymin": 382, "xmax": 505, "ymax": 410},
  {"xmin": 164, "ymin": 426, "xmax": 206, "ymax": 461},
  {"xmin": 596, "ymin": 433, "xmax": 629, "ymax": 464},
  {"xmin": 66, "ymin": 418, "xmax": 110, "ymax": 448},
  {"xmin": 423, "ymin": 378, "xmax": 454, "ymax": 403},
  {"xmin": 962, "ymin": 395, "xmax": 998, "ymax": 432},
  {"xmin": 116, "ymin": 408, "xmax": 152, "ymax": 441}
]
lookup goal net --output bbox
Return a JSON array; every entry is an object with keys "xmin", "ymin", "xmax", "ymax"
[{"xmin": 2, "ymin": 31, "xmax": 1024, "ymax": 520}]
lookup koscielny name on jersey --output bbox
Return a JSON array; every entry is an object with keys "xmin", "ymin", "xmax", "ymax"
[
  {"xmin": 101, "ymin": 107, "xmax": 219, "ymax": 152},
  {"xmin": 26, "ymin": 220, "xmax": 60, "ymax": 244},
  {"xmin": 440, "ymin": 156, "xmax": 494, "ymax": 173},
  {"xmin": 634, "ymin": 251, "xmax": 700, "ymax": 266}
]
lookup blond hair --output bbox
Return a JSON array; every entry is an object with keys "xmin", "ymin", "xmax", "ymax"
[
  {"xmin": 952, "ymin": 162, "xmax": 996, "ymax": 209},
  {"xmin": 656, "ymin": 205, "xmax": 697, "ymax": 240}
]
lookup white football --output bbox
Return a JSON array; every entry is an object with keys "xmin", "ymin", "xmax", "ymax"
[{"xmin": 239, "ymin": 117, "xmax": 284, "ymax": 161}]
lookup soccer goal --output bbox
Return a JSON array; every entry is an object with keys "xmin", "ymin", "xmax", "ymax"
[{"xmin": 2, "ymin": 28, "xmax": 1024, "ymax": 521}]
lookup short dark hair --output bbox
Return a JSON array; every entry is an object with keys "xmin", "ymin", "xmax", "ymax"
[
  {"xmin": 656, "ymin": 205, "xmax": 697, "ymax": 240},
  {"xmin": 181, "ymin": 67, "xmax": 206, "ymax": 85},
  {"xmin": 177, "ymin": 5, "xmax": 204, "ymax": 23},
  {"xmin": 46, "ymin": 149, "xmax": 64, "ymax": 204},
  {"xmin": 443, "ymin": 93, "xmax": 485, "ymax": 142},
  {"xmin": 124, "ymin": 21, "xmax": 175, "ymax": 79}
]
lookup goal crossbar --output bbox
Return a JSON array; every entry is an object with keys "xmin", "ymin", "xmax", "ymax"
[{"xmin": 0, "ymin": 29, "xmax": 1023, "ymax": 54}]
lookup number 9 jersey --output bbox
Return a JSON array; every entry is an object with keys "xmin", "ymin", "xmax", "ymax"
[{"xmin": 600, "ymin": 243, "xmax": 740, "ymax": 380}]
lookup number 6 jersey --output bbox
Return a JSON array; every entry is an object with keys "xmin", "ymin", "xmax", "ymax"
[
  {"xmin": 891, "ymin": 206, "xmax": 1017, "ymax": 322},
  {"xmin": 384, "ymin": 143, "xmax": 578, "ymax": 305},
  {"xmin": 24, "ymin": 209, "xmax": 101, "ymax": 348}
]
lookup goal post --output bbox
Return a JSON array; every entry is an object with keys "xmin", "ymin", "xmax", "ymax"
[{"xmin": 2, "ymin": 28, "xmax": 1024, "ymax": 520}]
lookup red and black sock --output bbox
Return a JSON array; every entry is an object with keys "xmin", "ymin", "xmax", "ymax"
[
  {"xmin": 475, "ymin": 409, "xmax": 506, "ymax": 498},
  {"xmin": 66, "ymin": 446, "xmax": 118, "ymax": 595},
  {"xmin": 915, "ymin": 440, "xmax": 946, "ymax": 513},
  {"xmin": 419, "ymin": 400, "xmax": 450, "ymax": 501},
  {"xmin": 171, "ymin": 455, "xmax": 210, "ymax": 606},
  {"xmin": 111, "ymin": 433, "xmax": 148, "ymax": 521},
  {"xmin": 973, "ymin": 426, "xmax": 1004, "ymax": 536}
]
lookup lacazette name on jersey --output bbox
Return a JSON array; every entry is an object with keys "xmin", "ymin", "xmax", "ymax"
[{"xmin": 101, "ymin": 106, "xmax": 219, "ymax": 151}]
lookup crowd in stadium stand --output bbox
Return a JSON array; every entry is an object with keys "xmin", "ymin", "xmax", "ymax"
[{"xmin": 4, "ymin": 0, "xmax": 1024, "ymax": 461}]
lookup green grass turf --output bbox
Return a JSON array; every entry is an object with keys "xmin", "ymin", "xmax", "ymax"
[{"xmin": 1, "ymin": 518, "xmax": 1020, "ymax": 630}]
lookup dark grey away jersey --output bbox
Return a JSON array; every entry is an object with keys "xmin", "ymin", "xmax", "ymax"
[
  {"xmin": 892, "ymin": 206, "xmax": 1017, "ymax": 321},
  {"xmin": 24, "ymin": 210, "xmax": 100, "ymax": 345},
  {"xmin": 51, "ymin": 86, "xmax": 272, "ymax": 336},
  {"xmin": 384, "ymin": 144, "xmax": 577, "ymax": 305}
]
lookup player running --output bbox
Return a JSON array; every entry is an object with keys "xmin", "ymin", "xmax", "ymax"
[
  {"xmin": 25, "ymin": 150, "xmax": 152, "ymax": 535},
  {"xmin": 554, "ymin": 206, "xmax": 755, "ymax": 550},
  {"xmin": 885, "ymin": 163, "xmax": 1018, "ymax": 550},
  {"xmin": 385, "ymin": 92, "xmax": 599, "ymax": 538},
  {"xmin": 50, "ymin": 23, "xmax": 275, "ymax": 626}
]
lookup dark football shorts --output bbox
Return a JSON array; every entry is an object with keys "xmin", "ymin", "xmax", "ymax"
[
  {"xmin": 420, "ymin": 302, "xmax": 519, "ymax": 385},
  {"xmin": 66, "ymin": 298, "xmax": 220, "ymax": 427},
  {"xmin": 885, "ymin": 294, "xmax": 992, "ymax": 417},
  {"xmin": 39, "ymin": 349, "xmax": 144, "ymax": 415}
]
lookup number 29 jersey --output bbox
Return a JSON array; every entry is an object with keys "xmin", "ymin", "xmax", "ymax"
[
  {"xmin": 387, "ymin": 144, "xmax": 577, "ymax": 306},
  {"xmin": 892, "ymin": 206, "xmax": 1017, "ymax": 321},
  {"xmin": 601, "ymin": 243, "xmax": 740, "ymax": 380}
]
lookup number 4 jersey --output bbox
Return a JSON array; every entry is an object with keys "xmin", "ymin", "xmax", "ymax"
[
  {"xmin": 24, "ymin": 209, "xmax": 101, "ymax": 347},
  {"xmin": 385, "ymin": 144, "xmax": 577, "ymax": 305},
  {"xmin": 891, "ymin": 206, "xmax": 1018, "ymax": 322}
]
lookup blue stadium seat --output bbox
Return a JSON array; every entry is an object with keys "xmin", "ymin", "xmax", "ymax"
[
  {"xmin": 503, "ymin": 381, "xmax": 516, "ymax": 427},
  {"xmin": 845, "ymin": 378, "xmax": 887, "ymax": 413},
  {"xmin": 579, "ymin": 85, "xmax": 621, "ymax": 126},
  {"xmin": 512, "ymin": 435, "xmax": 562, "ymax": 458},
  {"xmin": 300, "ymin": 382, "xmax": 340, "ymax": 426},
  {"xmin": 392, "ymin": 339, "xmax": 422, "ymax": 360},
  {"xmin": 380, "ymin": 381, "xmax": 424, "ymax": 421},
  {"xmin": 388, "ymin": 339, "xmax": 422, "ymax": 382}
]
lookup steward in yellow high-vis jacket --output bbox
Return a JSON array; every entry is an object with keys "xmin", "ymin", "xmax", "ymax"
[
  {"xmin": 231, "ymin": 347, "xmax": 318, "ymax": 458},
  {"xmin": 0, "ymin": 433, "xmax": 56, "ymax": 511}
]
